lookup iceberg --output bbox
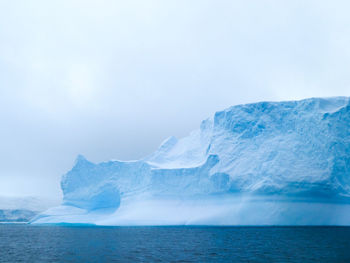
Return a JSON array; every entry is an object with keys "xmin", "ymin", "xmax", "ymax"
[
  {"xmin": 32, "ymin": 97, "xmax": 350, "ymax": 225},
  {"xmin": 0, "ymin": 209, "xmax": 37, "ymax": 222},
  {"xmin": 0, "ymin": 196, "xmax": 59, "ymax": 222}
]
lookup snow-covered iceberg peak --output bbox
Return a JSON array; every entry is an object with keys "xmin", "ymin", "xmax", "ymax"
[{"xmin": 32, "ymin": 97, "xmax": 350, "ymax": 225}]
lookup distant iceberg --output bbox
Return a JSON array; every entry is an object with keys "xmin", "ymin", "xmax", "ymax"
[
  {"xmin": 0, "ymin": 196, "xmax": 59, "ymax": 222},
  {"xmin": 32, "ymin": 97, "xmax": 350, "ymax": 225}
]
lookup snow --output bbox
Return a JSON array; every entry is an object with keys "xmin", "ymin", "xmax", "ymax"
[
  {"xmin": 32, "ymin": 97, "xmax": 350, "ymax": 225},
  {"xmin": 0, "ymin": 196, "xmax": 59, "ymax": 211},
  {"xmin": 0, "ymin": 196, "xmax": 59, "ymax": 222}
]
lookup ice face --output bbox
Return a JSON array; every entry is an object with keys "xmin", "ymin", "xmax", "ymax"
[{"xmin": 32, "ymin": 97, "xmax": 350, "ymax": 225}]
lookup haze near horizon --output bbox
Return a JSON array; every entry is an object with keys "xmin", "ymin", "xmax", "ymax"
[{"xmin": 1, "ymin": 0, "xmax": 350, "ymax": 198}]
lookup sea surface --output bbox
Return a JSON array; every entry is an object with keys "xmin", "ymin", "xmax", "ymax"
[{"xmin": 0, "ymin": 225, "xmax": 350, "ymax": 262}]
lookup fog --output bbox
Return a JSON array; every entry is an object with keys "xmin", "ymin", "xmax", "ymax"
[{"xmin": 1, "ymin": 0, "xmax": 350, "ymax": 198}]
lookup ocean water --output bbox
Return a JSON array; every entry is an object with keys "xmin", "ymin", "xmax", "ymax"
[{"xmin": 0, "ymin": 225, "xmax": 350, "ymax": 262}]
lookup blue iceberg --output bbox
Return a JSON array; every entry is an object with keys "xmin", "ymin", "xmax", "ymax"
[{"xmin": 32, "ymin": 97, "xmax": 350, "ymax": 225}]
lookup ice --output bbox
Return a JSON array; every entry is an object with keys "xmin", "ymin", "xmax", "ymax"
[
  {"xmin": 32, "ymin": 97, "xmax": 350, "ymax": 225},
  {"xmin": 0, "ymin": 196, "xmax": 59, "ymax": 222}
]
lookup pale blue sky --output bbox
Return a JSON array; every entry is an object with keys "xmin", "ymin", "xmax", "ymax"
[{"xmin": 1, "ymin": 0, "xmax": 350, "ymax": 198}]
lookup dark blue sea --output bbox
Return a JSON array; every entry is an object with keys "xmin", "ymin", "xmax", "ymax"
[{"xmin": 1, "ymin": 225, "xmax": 350, "ymax": 262}]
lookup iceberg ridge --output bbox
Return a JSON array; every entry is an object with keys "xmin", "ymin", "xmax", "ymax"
[{"xmin": 32, "ymin": 97, "xmax": 350, "ymax": 225}]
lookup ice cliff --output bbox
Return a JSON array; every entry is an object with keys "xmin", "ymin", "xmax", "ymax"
[{"xmin": 32, "ymin": 97, "xmax": 350, "ymax": 225}]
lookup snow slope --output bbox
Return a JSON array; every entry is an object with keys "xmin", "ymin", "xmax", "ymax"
[{"xmin": 32, "ymin": 97, "xmax": 350, "ymax": 225}]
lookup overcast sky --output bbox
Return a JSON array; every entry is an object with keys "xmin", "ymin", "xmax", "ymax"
[{"xmin": 1, "ymin": 0, "xmax": 350, "ymax": 199}]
